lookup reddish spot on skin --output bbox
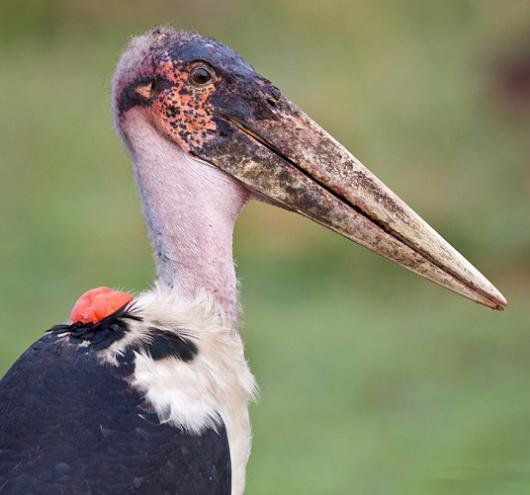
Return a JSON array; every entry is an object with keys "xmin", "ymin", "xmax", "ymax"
[
  {"xmin": 151, "ymin": 57, "xmax": 217, "ymax": 152},
  {"xmin": 70, "ymin": 287, "xmax": 133, "ymax": 324}
]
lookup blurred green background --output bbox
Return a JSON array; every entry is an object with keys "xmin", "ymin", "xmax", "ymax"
[{"xmin": 1, "ymin": 1, "xmax": 529, "ymax": 493}]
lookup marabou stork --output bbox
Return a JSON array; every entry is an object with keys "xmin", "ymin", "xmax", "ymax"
[{"xmin": 0, "ymin": 27, "xmax": 506, "ymax": 495}]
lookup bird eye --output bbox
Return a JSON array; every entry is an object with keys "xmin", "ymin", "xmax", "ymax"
[{"xmin": 189, "ymin": 65, "xmax": 214, "ymax": 86}]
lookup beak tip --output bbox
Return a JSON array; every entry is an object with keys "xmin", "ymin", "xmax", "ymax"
[
  {"xmin": 484, "ymin": 288, "xmax": 507, "ymax": 311},
  {"xmin": 490, "ymin": 299, "xmax": 506, "ymax": 311},
  {"xmin": 494, "ymin": 296, "xmax": 508, "ymax": 311}
]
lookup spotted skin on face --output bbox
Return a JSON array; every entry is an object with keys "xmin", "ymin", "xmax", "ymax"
[
  {"xmin": 152, "ymin": 56, "xmax": 218, "ymax": 152},
  {"xmin": 115, "ymin": 28, "xmax": 279, "ymax": 155}
]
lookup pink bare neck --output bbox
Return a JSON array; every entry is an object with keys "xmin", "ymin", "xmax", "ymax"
[{"xmin": 120, "ymin": 109, "xmax": 250, "ymax": 325}]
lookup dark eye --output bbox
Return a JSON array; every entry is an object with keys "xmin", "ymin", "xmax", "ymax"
[{"xmin": 189, "ymin": 65, "xmax": 214, "ymax": 86}]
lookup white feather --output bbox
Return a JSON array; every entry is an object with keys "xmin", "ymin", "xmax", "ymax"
[{"xmin": 101, "ymin": 284, "xmax": 257, "ymax": 495}]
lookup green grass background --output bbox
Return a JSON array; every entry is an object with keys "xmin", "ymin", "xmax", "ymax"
[{"xmin": 0, "ymin": 1, "xmax": 529, "ymax": 493}]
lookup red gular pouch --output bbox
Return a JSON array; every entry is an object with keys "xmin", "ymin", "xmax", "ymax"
[{"xmin": 70, "ymin": 287, "xmax": 134, "ymax": 324}]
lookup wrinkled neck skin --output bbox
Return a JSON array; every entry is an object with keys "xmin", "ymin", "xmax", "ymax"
[{"xmin": 120, "ymin": 109, "xmax": 250, "ymax": 327}]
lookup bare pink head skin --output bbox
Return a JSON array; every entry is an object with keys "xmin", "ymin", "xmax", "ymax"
[
  {"xmin": 113, "ymin": 31, "xmax": 253, "ymax": 324},
  {"xmin": 120, "ymin": 114, "xmax": 248, "ymax": 323},
  {"xmin": 112, "ymin": 27, "xmax": 506, "ymax": 324}
]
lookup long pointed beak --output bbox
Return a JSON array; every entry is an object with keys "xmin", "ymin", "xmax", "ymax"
[{"xmin": 204, "ymin": 98, "xmax": 506, "ymax": 310}]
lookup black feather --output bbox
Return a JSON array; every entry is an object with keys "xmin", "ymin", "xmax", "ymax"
[
  {"xmin": 0, "ymin": 332, "xmax": 230, "ymax": 494},
  {"xmin": 46, "ymin": 303, "xmax": 141, "ymax": 351},
  {"xmin": 146, "ymin": 327, "xmax": 198, "ymax": 362}
]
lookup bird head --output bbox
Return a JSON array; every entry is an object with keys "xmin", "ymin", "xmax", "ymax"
[{"xmin": 112, "ymin": 27, "xmax": 506, "ymax": 310}]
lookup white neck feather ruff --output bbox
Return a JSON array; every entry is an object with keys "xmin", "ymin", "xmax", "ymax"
[{"xmin": 99, "ymin": 284, "xmax": 257, "ymax": 495}]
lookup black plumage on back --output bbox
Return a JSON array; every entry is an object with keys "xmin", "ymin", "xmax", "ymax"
[{"xmin": 0, "ymin": 331, "xmax": 231, "ymax": 494}]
